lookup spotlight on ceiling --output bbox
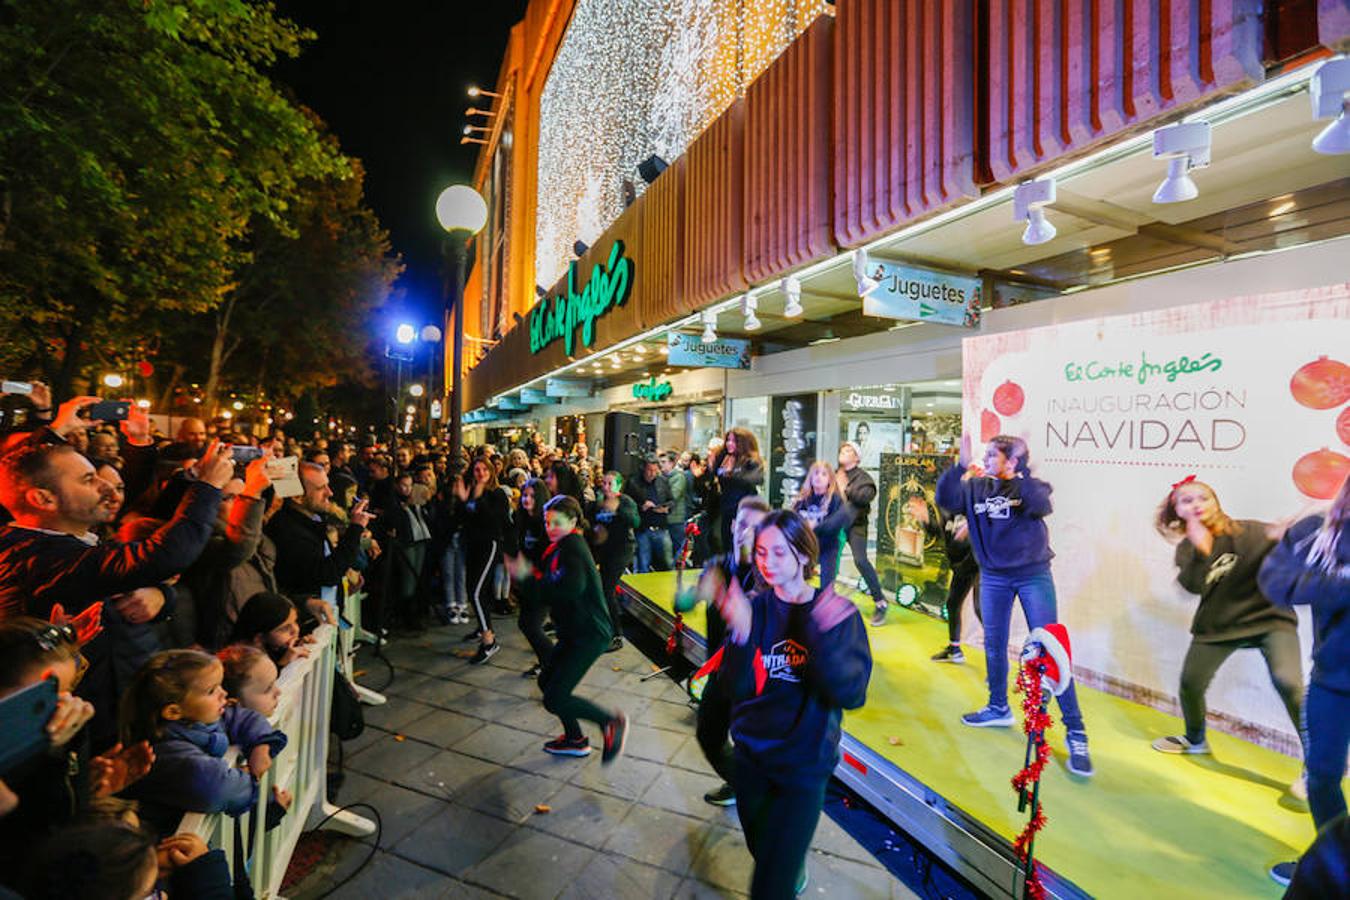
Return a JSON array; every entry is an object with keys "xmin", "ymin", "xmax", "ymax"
[
  {"xmin": 535, "ymin": 284, "xmax": 548, "ymax": 298},
  {"xmin": 621, "ymin": 178, "xmax": 637, "ymax": 208},
  {"xmin": 700, "ymin": 310, "xmax": 718, "ymax": 344},
  {"xmin": 467, "ymin": 86, "xmax": 501, "ymax": 100},
  {"xmin": 637, "ymin": 154, "xmax": 669, "ymax": 185},
  {"xmin": 1013, "ymin": 177, "xmax": 1057, "ymax": 246},
  {"xmin": 1151, "ymin": 121, "xmax": 1211, "ymax": 203},
  {"xmin": 740, "ymin": 294, "xmax": 761, "ymax": 332},
  {"xmin": 782, "ymin": 275, "xmax": 803, "ymax": 317},
  {"xmin": 1310, "ymin": 57, "xmax": 1350, "ymax": 155},
  {"xmin": 573, "ymin": 240, "xmax": 589, "ymax": 258}
]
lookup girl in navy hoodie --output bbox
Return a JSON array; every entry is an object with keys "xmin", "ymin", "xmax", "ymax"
[
  {"xmin": 791, "ymin": 461, "xmax": 850, "ymax": 589},
  {"xmin": 119, "ymin": 649, "xmax": 287, "ymax": 838},
  {"xmin": 1259, "ymin": 474, "xmax": 1350, "ymax": 887},
  {"xmin": 718, "ymin": 509, "xmax": 871, "ymax": 898},
  {"xmin": 935, "ymin": 435, "xmax": 1092, "ymax": 777}
]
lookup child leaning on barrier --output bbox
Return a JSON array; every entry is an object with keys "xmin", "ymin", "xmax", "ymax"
[{"xmin": 118, "ymin": 649, "xmax": 290, "ymax": 838}]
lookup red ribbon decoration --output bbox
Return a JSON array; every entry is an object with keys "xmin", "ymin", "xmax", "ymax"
[{"xmin": 1011, "ymin": 658, "xmax": 1053, "ymax": 900}]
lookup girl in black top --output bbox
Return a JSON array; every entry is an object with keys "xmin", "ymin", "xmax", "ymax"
[
  {"xmin": 713, "ymin": 427, "xmax": 764, "ymax": 554},
  {"xmin": 544, "ymin": 460, "xmax": 584, "ymax": 505},
  {"xmin": 453, "ymin": 457, "xmax": 515, "ymax": 664},
  {"xmin": 511, "ymin": 477, "xmax": 552, "ymax": 675},
  {"xmin": 528, "ymin": 495, "xmax": 628, "ymax": 762},
  {"xmin": 792, "ymin": 461, "xmax": 850, "ymax": 589},
  {"xmin": 587, "ymin": 470, "xmax": 639, "ymax": 649},
  {"xmin": 1152, "ymin": 477, "xmax": 1304, "ymax": 760},
  {"xmin": 717, "ymin": 510, "xmax": 872, "ymax": 899}
]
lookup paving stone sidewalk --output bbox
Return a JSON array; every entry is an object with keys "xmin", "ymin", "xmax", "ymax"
[{"xmin": 292, "ymin": 620, "xmax": 914, "ymax": 899}]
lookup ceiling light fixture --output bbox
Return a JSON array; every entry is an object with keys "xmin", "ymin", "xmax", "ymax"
[
  {"xmin": 782, "ymin": 275, "xmax": 803, "ymax": 317},
  {"xmin": 701, "ymin": 310, "xmax": 718, "ymax": 344},
  {"xmin": 740, "ymin": 294, "xmax": 760, "ymax": 331},
  {"xmin": 1013, "ymin": 178, "xmax": 1057, "ymax": 245},
  {"xmin": 1151, "ymin": 121, "xmax": 1211, "ymax": 203},
  {"xmin": 1311, "ymin": 57, "xmax": 1350, "ymax": 154}
]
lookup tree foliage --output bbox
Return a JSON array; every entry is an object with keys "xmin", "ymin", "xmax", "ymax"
[{"xmin": 0, "ymin": 0, "xmax": 382, "ymax": 403}]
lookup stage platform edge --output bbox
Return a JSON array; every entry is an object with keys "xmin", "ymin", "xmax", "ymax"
[{"xmin": 618, "ymin": 579, "xmax": 1091, "ymax": 900}]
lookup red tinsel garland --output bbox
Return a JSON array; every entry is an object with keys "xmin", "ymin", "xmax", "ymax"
[
  {"xmin": 1011, "ymin": 659, "xmax": 1054, "ymax": 900},
  {"xmin": 666, "ymin": 612, "xmax": 684, "ymax": 656}
]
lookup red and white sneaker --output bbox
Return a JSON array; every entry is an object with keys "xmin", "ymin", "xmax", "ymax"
[
  {"xmin": 543, "ymin": 735, "xmax": 591, "ymax": 757},
  {"xmin": 601, "ymin": 712, "xmax": 628, "ymax": 765}
]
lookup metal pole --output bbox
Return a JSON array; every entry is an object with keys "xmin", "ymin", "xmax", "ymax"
[{"xmin": 444, "ymin": 234, "xmax": 468, "ymax": 462}]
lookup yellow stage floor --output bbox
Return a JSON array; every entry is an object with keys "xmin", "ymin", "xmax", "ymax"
[{"xmin": 621, "ymin": 571, "xmax": 1336, "ymax": 899}]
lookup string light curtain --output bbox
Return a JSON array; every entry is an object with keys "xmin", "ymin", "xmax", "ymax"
[{"xmin": 535, "ymin": 0, "xmax": 829, "ymax": 288}]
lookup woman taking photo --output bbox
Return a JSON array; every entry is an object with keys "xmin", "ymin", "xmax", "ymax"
[
  {"xmin": 716, "ymin": 509, "xmax": 872, "ymax": 898},
  {"xmin": 512, "ymin": 477, "xmax": 553, "ymax": 677},
  {"xmin": 713, "ymin": 427, "xmax": 764, "ymax": 553},
  {"xmin": 453, "ymin": 457, "xmax": 516, "ymax": 664},
  {"xmin": 587, "ymin": 470, "xmax": 639, "ymax": 651},
  {"xmin": 792, "ymin": 461, "xmax": 849, "ymax": 589},
  {"xmin": 935, "ymin": 434, "xmax": 1092, "ymax": 777},
  {"xmin": 1260, "ymin": 474, "xmax": 1349, "ymax": 886},
  {"xmin": 525, "ymin": 495, "xmax": 628, "ymax": 762}
]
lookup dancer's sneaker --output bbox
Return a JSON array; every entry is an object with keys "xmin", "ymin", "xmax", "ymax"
[
  {"xmin": 1065, "ymin": 731, "xmax": 1093, "ymax": 777},
  {"xmin": 522, "ymin": 663, "xmax": 542, "ymax": 679},
  {"xmin": 931, "ymin": 644, "xmax": 965, "ymax": 664},
  {"xmin": 1269, "ymin": 861, "xmax": 1296, "ymax": 887},
  {"xmin": 869, "ymin": 604, "xmax": 888, "ymax": 627},
  {"xmin": 601, "ymin": 711, "xmax": 628, "ymax": 765},
  {"xmin": 470, "ymin": 642, "xmax": 499, "ymax": 665},
  {"xmin": 1150, "ymin": 735, "xmax": 1210, "ymax": 754},
  {"xmin": 961, "ymin": 705, "xmax": 1013, "ymax": 728},
  {"xmin": 543, "ymin": 735, "xmax": 591, "ymax": 757},
  {"xmin": 1290, "ymin": 770, "xmax": 1308, "ymax": 802},
  {"xmin": 703, "ymin": 783, "xmax": 736, "ymax": 807},
  {"xmin": 794, "ymin": 866, "xmax": 809, "ymax": 896}
]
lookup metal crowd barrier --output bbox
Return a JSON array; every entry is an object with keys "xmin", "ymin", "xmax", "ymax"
[{"xmin": 177, "ymin": 621, "xmax": 376, "ymax": 898}]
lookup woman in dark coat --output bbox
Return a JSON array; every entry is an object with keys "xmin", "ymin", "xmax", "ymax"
[{"xmin": 712, "ymin": 427, "xmax": 764, "ymax": 554}]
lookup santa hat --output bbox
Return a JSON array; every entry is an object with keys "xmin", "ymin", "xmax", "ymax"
[{"xmin": 1022, "ymin": 624, "xmax": 1073, "ymax": 696}]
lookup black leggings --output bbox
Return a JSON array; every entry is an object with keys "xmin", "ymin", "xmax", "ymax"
[
  {"xmin": 540, "ymin": 636, "xmax": 614, "ymax": 740},
  {"xmin": 598, "ymin": 552, "xmax": 631, "ymax": 638},
  {"xmin": 847, "ymin": 528, "xmax": 885, "ymax": 606},
  {"xmin": 945, "ymin": 563, "xmax": 980, "ymax": 644},
  {"xmin": 516, "ymin": 580, "xmax": 553, "ymax": 665},
  {"xmin": 696, "ymin": 671, "xmax": 734, "ymax": 783},
  {"xmin": 734, "ymin": 756, "xmax": 829, "ymax": 899},
  {"xmin": 466, "ymin": 539, "xmax": 496, "ymax": 639},
  {"xmin": 1178, "ymin": 629, "xmax": 1304, "ymax": 747}
]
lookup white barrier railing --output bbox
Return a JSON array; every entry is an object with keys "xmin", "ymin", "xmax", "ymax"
[
  {"xmin": 338, "ymin": 587, "xmax": 386, "ymax": 707},
  {"xmin": 178, "ymin": 621, "xmax": 376, "ymax": 899}
]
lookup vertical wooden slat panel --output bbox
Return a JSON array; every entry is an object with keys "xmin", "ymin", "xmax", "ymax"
[
  {"xmin": 987, "ymin": 0, "xmax": 1264, "ymax": 183},
  {"xmin": 832, "ymin": 0, "xmax": 977, "ymax": 249},
  {"xmin": 684, "ymin": 101, "xmax": 748, "ymax": 307},
  {"xmin": 638, "ymin": 156, "xmax": 686, "ymax": 329},
  {"xmin": 744, "ymin": 16, "xmax": 835, "ymax": 284}
]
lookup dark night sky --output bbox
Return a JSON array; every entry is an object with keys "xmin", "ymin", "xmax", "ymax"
[{"xmin": 270, "ymin": 1, "xmax": 529, "ymax": 325}]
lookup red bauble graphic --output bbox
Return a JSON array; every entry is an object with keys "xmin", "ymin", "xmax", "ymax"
[
  {"xmin": 981, "ymin": 409, "xmax": 1002, "ymax": 442},
  {"xmin": 1338, "ymin": 407, "xmax": 1350, "ymax": 448},
  {"xmin": 137, "ymin": 361, "xmax": 155, "ymax": 378},
  {"xmin": 993, "ymin": 380, "xmax": 1025, "ymax": 417},
  {"xmin": 1290, "ymin": 356, "xmax": 1350, "ymax": 410},
  {"xmin": 1292, "ymin": 448, "xmax": 1350, "ymax": 500}
]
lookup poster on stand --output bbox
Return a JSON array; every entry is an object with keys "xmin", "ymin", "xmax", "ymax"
[
  {"xmin": 768, "ymin": 393, "xmax": 817, "ymax": 508},
  {"xmin": 961, "ymin": 283, "xmax": 1350, "ymax": 743},
  {"xmin": 876, "ymin": 453, "xmax": 958, "ymax": 614}
]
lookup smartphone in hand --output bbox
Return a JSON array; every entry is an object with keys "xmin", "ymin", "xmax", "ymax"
[
  {"xmin": 0, "ymin": 677, "xmax": 59, "ymax": 776},
  {"xmin": 85, "ymin": 400, "xmax": 131, "ymax": 422},
  {"xmin": 231, "ymin": 445, "xmax": 265, "ymax": 463}
]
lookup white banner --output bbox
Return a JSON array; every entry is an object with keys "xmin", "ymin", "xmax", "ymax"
[{"xmin": 961, "ymin": 283, "xmax": 1350, "ymax": 741}]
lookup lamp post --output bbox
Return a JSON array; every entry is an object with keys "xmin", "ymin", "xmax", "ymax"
[{"xmin": 435, "ymin": 185, "xmax": 488, "ymax": 461}]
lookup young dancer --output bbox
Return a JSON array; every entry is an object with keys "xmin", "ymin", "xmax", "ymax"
[
  {"xmin": 908, "ymin": 495, "xmax": 981, "ymax": 663},
  {"xmin": 935, "ymin": 434, "xmax": 1093, "ymax": 777},
  {"xmin": 716, "ymin": 509, "xmax": 871, "ymax": 898},
  {"xmin": 453, "ymin": 457, "xmax": 516, "ymax": 664},
  {"xmin": 836, "ymin": 442, "xmax": 888, "ymax": 626},
  {"xmin": 512, "ymin": 477, "xmax": 553, "ymax": 677},
  {"xmin": 712, "ymin": 428, "xmax": 764, "ymax": 554},
  {"xmin": 525, "ymin": 495, "xmax": 627, "ymax": 762},
  {"xmin": 1151, "ymin": 477, "xmax": 1304, "ymax": 772},
  {"xmin": 1260, "ymin": 474, "xmax": 1350, "ymax": 886},
  {"xmin": 588, "ymin": 470, "xmax": 639, "ymax": 651},
  {"xmin": 693, "ymin": 495, "xmax": 770, "ymax": 807},
  {"xmin": 792, "ymin": 461, "xmax": 849, "ymax": 589}
]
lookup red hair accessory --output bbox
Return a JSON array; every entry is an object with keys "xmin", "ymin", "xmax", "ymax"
[{"xmin": 1170, "ymin": 474, "xmax": 1197, "ymax": 492}]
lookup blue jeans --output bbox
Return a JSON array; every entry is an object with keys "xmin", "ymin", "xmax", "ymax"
[
  {"xmin": 1304, "ymin": 682, "xmax": 1350, "ymax": 829},
  {"xmin": 668, "ymin": 523, "xmax": 687, "ymax": 566},
  {"xmin": 979, "ymin": 569, "xmax": 1085, "ymax": 733},
  {"xmin": 441, "ymin": 533, "xmax": 466, "ymax": 612},
  {"xmin": 635, "ymin": 528, "xmax": 672, "ymax": 573}
]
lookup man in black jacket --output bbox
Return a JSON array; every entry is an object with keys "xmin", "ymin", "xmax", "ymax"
[
  {"xmin": 266, "ymin": 462, "xmax": 371, "ymax": 621},
  {"xmin": 837, "ymin": 442, "xmax": 889, "ymax": 626},
  {"xmin": 0, "ymin": 436, "xmax": 235, "ymax": 746},
  {"xmin": 625, "ymin": 454, "xmax": 673, "ymax": 572}
]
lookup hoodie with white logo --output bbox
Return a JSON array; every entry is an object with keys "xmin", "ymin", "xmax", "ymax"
[
  {"xmin": 936, "ymin": 466, "xmax": 1054, "ymax": 577},
  {"xmin": 1175, "ymin": 520, "xmax": 1293, "ymax": 643}
]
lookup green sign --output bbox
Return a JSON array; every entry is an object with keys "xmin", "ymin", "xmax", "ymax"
[
  {"xmin": 632, "ymin": 377, "xmax": 673, "ymax": 402},
  {"xmin": 529, "ymin": 241, "xmax": 634, "ymax": 355},
  {"xmin": 1063, "ymin": 351, "xmax": 1223, "ymax": 386}
]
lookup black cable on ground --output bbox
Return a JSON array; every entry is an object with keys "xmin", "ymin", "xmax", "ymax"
[{"xmin": 299, "ymin": 801, "xmax": 383, "ymax": 900}]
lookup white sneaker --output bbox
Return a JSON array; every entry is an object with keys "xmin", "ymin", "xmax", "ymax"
[{"xmin": 1151, "ymin": 735, "xmax": 1211, "ymax": 754}]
